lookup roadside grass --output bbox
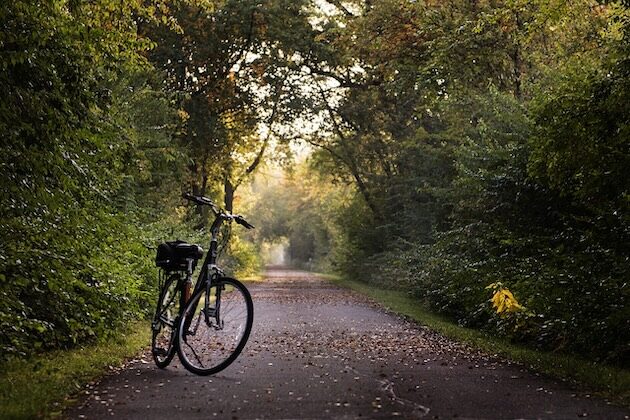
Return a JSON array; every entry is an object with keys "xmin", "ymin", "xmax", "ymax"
[
  {"xmin": 0, "ymin": 321, "xmax": 150, "ymax": 419},
  {"xmin": 325, "ymin": 274, "xmax": 630, "ymax": 407}
]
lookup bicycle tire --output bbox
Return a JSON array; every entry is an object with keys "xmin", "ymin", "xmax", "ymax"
[
  {"xmin": 176, "ymin": 277, "xmax": 253, "ymax": 375},
  {"xmin": 151, "ymin": 273, "xmax": 181, "ymax": 368}
]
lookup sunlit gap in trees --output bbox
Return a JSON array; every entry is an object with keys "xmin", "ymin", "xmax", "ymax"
[
  {"xmin": 229, "ymin": 48, "xmax": 343, "ymax": 163},
  {"xmin": 238, "ymin": 158, "xmax": 351, "ymax": 272},
  {"xmin": 221, "ymin": 0, "xmax": 364, "ymax": 167}
]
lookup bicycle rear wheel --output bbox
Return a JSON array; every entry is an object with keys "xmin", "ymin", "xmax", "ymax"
[
  {"xmin": 177, "ymin": 277, "xmax": 253, "ymax": 375},
  {"xmin": 151, "ymin": 273, "xmax": 181, "ymax": 368}
]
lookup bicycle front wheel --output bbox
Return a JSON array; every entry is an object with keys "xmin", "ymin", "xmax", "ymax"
[{"xmin": 177, "ymin": 277, "xmax": 253, "ymax": 375}]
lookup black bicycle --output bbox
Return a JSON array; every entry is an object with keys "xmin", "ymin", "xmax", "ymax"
[{"xmin": 151, "ymin": 193, "xmax": 254, "ymax": 375}]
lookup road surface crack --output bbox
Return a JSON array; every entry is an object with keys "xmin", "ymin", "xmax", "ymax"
[{"xmin": 379, "ymin": 378, "xmax": 430, "ymax": 418}]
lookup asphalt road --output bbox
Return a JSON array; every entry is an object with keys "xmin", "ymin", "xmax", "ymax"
[{"xmin": 67, "ymin": 267, "xmax": 629, "ymax": 419}]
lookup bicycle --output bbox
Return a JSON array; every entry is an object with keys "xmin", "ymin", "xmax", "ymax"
[{"xmin": 151, "ymin": 193, "xmax": 254, "ymax": 375}]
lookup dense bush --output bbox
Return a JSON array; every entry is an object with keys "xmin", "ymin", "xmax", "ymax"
[
  {"xmin": 300, "ymin": 2, "xmax": 630, "ymax": 365},
  {"xmin": 0, "ymin": 0, "xmax": 177, "ymax": 359},
  {"xmin": 347, "ymin": 82, "xmax": 629, "ymax": 363}
]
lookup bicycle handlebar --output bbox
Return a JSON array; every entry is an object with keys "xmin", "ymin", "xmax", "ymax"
[{"xmin": 182, "ymin": 193, "xmax": 254, "ymax": 229}]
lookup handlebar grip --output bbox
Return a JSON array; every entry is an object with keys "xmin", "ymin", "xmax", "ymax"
[{"xmin": 235, "ymin": 215, "xmax": 255, "ymax": 229}]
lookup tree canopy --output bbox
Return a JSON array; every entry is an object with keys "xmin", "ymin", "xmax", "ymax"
[{"xmin": 1, "ymin": 0, "xmax": 628, "ymax": 365}]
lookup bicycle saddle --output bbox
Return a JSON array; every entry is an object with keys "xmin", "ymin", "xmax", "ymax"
[{"xmin": 156, "ymin": 240, "xmax": 204, "ymax": 270}]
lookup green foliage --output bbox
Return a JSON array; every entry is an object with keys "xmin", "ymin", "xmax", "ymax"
[
  {"xmin": 529, "ymin": 52, "xmax": 630, "ymax": 215},
  {"xmin": 224, "ymin": 234, "xmax": 263, "ymax": 278},
  {"xmin": 301, "ymin": 0, "xmax": 630, "ymax": 365},
  {"xmin": 375, "ymin": 82, "xmax": 628, "ymax": 363},
  {"xmin": 0, "ymin": 0, "xmax": 180, "ymax": 359},
  {"xmin": 1, "ymin": 0, "xmax": 628, "ymax": 370}
]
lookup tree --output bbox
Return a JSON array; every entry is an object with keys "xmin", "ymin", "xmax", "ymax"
[
  {"xmin": 290, "ymin": 0, "xmax": 628, "ymax": 363},
  {"xmin": 146, "ymin": 0, "xmax": 318, "ymax": 215},
  {"xmin": 0, "ymin": 0, "xmax": 177, "ymax": 357}
]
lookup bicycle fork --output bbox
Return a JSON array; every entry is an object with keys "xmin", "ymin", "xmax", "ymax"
[
  {"xmin": 181, "ymin": 268, "xmax": 225, "ymax": 339},
  {"xmin": 204, "ymin": 279, "xmax": 224, "ymax": 330}
]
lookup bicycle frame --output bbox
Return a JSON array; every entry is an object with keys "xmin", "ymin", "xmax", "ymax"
[
  {"xmin": 181, "ymin": 213, "xmax": 228, "ymax": 334},
  {"xmin": 176, "ymin": 192, "xmax": 254, "ymax": 337}
]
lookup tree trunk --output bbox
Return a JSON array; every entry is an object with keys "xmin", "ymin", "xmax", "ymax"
[{"xmin": 224, "ymin": 175, "xmax": 235, "ymax": 213}]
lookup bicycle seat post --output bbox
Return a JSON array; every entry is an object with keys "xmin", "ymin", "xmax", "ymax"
[{"xmin": 183, "ymin": 258, "xmax": 194, "ymax": 305}]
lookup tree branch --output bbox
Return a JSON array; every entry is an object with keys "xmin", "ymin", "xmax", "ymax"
[
  {"xmin": 322, "ymin": 0, "xmax": 355, "ymax": 18},
  {"xmin": 234, "ymin": 79, "xmax": 285, "ymax": 189},
  {"xmin": 303, "ymin": 63, "xmax": 383, "ymax": 89},
  {"xmin": 315, "ymin": 83, "xmax": 382, "ymax": 219}
]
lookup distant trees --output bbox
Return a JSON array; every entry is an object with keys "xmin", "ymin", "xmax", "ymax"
[{"xmin": 248, "ymin": 166, "xmax": 347, "ymax": 269}]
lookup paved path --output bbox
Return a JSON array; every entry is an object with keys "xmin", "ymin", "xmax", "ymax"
[{"xmin": 67, "ymin": 268, "xmax": 629, "ymax": 419}]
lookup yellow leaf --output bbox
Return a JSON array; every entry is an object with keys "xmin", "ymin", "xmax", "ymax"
[{"xmin": 490, "ymin": 287, "xmax": 524, "ymax": 316}]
